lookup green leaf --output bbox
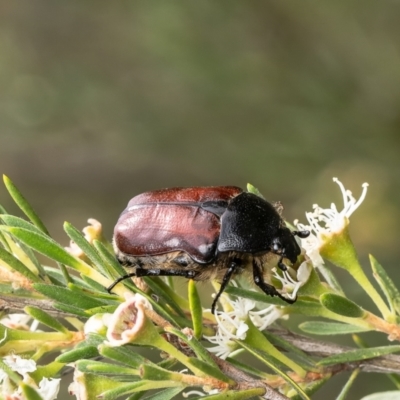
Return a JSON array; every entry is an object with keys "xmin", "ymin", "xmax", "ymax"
[
  {"xmin": 93, "ymin": 239, "xmax": 127, "ymax": 277},
  {"xmin": 0, "ymin": 247, "xmax": 41, "ymax": 283},
  {"xmin": 225, "ymin": 285, "xmax": 287, "ymax": 306},
  {"xmin": 188, "ymin": 358, "xmax": 232, "ymax": 384},
  {"xmin": 34, "ymin": 283, "xmax": 106, "ymax": 310},
  {"xmin": 201, "ymin": 388, "xmax": 266, "ymax": 400},
  {"xmin": 142, "ymin": 277, "xmax": 188, "ymax": 320},
  {"xmin": 263, "ymin": 330, "xmax": 317, "ymax": 370},
  {"xmin": 141, "ymin": 387, "xmax": 183, "ymax": 400},
  {"xmin": 56, "ymin": 346, "xmax": 99, "ymax": 363},
  {"xmin": 290, "ymin": 377, "xmax": 331, "ymax": 400},
  {"xmin": 0, "ymin": 226, "xmax": 88, "ymax": 272},
  {"xmin": 299, "ymin": 321, "xmax": 371, "ymax": 335},
  {"xmin": 246, "ymin": 183, "xmax": 264, "ymax": 198},
  {"xmin": 370, "ymin": 255, "xmax": 400, "ymax": 316},
  {"xmin": 0, "ymin": 215, "xmax": 48, "ymax": 235},
  {"xmin": 225, "ymin": 358, "xmax": 268, "ymax": 379},
  {"xmin": 101, "ymin": 380, "xmax": 183, "ymax": 400},
  {"xmin": 3, "ymin": 175, "xmax": 49, "ymax": 235},
  {"xmin": 20, "ymin": 382, "xmax": 44, "ymax": 400},
  {"xmin": 360, "ymin": 391, "xmax": 400, "ymax": 400},
  {"xmin": 70, "ymin": 372, "xmax": 123, "ymax": 400},
  {"xmin": 165, "ymin": 327, "xmax": 218, "ymax": 368},
  {"xmin": 320, "ymin": 293, "xmax": 365, "ymax": 318},
  {"xmin": 98, "ymin": 344, "xmax": 146, "ymax": 368},
  {"xmin": 335, "ymin": 369, "xmax": 360, "ymax": 400},
  {"xmin": 25, "ymin": 306, "xmax": 69, "ymax": 333},
  {"xmin": 0, "ymin": 358, "xmax": 21, "ymax": 384},
  {"xmin": 77, "ymin": 359, "xmax": 138, "ymax": 375},
  {"xmin": 53, "ymin": 302, "xmax": 88, "ymax": 317},
  {"xmin": 236, "ymin": 340, "xmax": 310, "ymax": 400},
  {"xmin": 188, "ymin": 280, "xmax": 203, "ymax": 339},
  {"xmin": 32, "ymin": 361, "xmax": 64, "ymax": 382},
  {"xmin": 64, "ymin": 222, "xmax": 108, "ymax": 275},
  {"xmin": 81, "ymin": 275, "xmax": 109, "ymax": 292},
  {"xmin": 318, "ymin": 345, "xmax": 400, "ymax": 366},
  {"xmin": 317, "ymin": 263, "xmax": 345, "ymax": 294},
  {"xmin": 140, "ymin": 364, "xmax": 178, "ymax": 381}
]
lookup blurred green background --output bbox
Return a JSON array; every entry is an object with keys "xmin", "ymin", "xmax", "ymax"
[{"xmin": 1, "ymin": 1, "xmax": 400, "ymax": 398}]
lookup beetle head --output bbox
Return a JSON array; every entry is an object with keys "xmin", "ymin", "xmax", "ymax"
[{"xmin": 272, "ymin": 227, "xmax": 310, "ymax": 263}]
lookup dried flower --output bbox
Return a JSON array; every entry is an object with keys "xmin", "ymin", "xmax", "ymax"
[
  {"xmin": 65, "ymin": 218, "xmax": 104, "ymax": 259},
  {"xmin": 106, "ymin": 293, "xmax": 152, "ymax": 346}
]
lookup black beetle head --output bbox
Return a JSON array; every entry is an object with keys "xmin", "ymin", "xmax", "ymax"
[{"xmin": 272, "ymin": 227, "xmax": 310, "ymax": 263}]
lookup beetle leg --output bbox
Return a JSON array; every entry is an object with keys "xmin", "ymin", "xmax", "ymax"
[
  {"xmin": 106, "ymin": 272, "xmax": 137, "ymax": 293},
  {"xmin": 252, "ymin": 260, "xmax": 296, "ymax": 304},
  {"xmin": 211, "ymin": 260, "xmax": 239, "ymax": 314},
  {"xmin": 107, "ymin": 268, "xmax": 197, "ymax": 293},
  {"xmin": 277, "ymin": 254, "xmax": 287, "ymax": 271},
  {"xmin": 292, "ymin": 229, "xmax": 310, "ymax": 239}
]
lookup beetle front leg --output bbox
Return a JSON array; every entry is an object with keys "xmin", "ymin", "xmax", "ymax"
[
  {"xmin": 277, "ymin": 253, "xmax": 287, "ymax": 271},
  {"xmin": 252, "ymin": 260, "xmax": 296, "ymax": 304}
]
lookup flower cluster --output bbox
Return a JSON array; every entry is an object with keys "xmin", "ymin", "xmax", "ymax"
[
  {"xmin": 205, "ymin": 293, "xmax": 288, "ymax": 359},
  {"xmin": 296, "ymin": 177, "xmax": 368, "ymax": 267},
  {"xmin": 0, "ymin": 355, "xmax": 60, "ymax": 400}
]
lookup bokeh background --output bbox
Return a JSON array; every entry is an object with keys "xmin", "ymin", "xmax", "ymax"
[{"xmin": 1, "ymin": 1, "xmax": 400, "ymax": 399}]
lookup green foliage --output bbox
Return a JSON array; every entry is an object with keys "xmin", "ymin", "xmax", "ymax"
[{"xmin": 1, "ymin": 176, "xmax": 400, "ymax": 400}]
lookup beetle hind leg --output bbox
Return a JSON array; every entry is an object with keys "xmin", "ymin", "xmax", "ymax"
[{"xmin": 107, "ymin": 266, "xmax": 198, "ymax": 294}]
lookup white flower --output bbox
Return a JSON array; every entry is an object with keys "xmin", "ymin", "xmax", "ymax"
[
  {"xmin": 272, "ymin": 262, "xmax": 312, "ymax": 301},
  {"xmin": 0, "ymin": 356, "xmax": 59, "ymax": 400},
  {"xmin": 3, "ymin": 355, "xmax": 36, "ymax": 376},
  {"xmin": 105, "ymin": 293, "xmax": 152, "ymax": 346},
  {"xmin": 37, "ymin": 377, "xmax": 60, "ymax": 400},
  {"xmin": 183, "ymin": 389, "xmax": 219, "ymax": 397},
  {"xmin": 0, "ymin": 314, "xmax": 39, "ymax": 332},
  {"xmin": 250, "ymin": 304, "xmax": 288, "ymax": 331},
  {"xmin": 69, "ymin": 369, "xmax": 88, "ymax": 400},
  {"xmin": 295, "ymin": 178, "xmax": 368, "ymax": 266},
  {"xmin": 84, "ymin": 313, "xmax": 111, "ymax": 336},
  {"xmin": 205, "ymin": 293, "xmax": 288, "ymax": 359}
]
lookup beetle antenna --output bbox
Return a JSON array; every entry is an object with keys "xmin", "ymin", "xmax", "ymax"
[
  {"xmin": 292, "ymin": 230, "xmax": 310, "ymax": 239},
  {"xmin": 211, "ymin": 260, "xmax": 238, "ymax": 314}
]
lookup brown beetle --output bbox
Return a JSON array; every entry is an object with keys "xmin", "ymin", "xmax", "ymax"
[{"xmin": 110, "ymin": 186, "xmax": 309, "ymax": 313}]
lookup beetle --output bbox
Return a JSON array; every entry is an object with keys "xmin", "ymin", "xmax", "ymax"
[{"xmin": 109, "ymin": 186, "xmax": 309, "ymax": 313}]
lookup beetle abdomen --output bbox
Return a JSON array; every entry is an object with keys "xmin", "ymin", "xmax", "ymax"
[{"xmin": 114, "ymin": 186, "xmax": 242, "ymax": 264}]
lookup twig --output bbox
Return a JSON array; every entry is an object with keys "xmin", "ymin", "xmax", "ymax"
[
  {"xmin": 2, "ymin": 295, "xmax": 400, "ymax": 376},
  {"xmin": 273, "ymin": 328, "xmax": 400, "ymax": 374},
  {"xmin": 0, "ymin": 295, "xmax": 76, "ymax": 318}
]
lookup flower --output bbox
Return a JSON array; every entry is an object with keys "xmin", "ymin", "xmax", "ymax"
[
  {"xmin": 295, "ymin": 178, "xmax": 368, "ymax": 268},
  {"xmin": 2, "ymin": 355, "xmax": 36, "ymax": 377},
  {"xmin": 0, "ymin": 355, "xmax": 60, "ymax": 400},
  {"xmin": 36, "ymin": 377, "xmax": 60, "ymax": 400},
  {"xmin": 65, "ymin": 219, "xmax": 105, "ymax": 259},
  {"xmin": 106, "ymin": 293, "xmax": 152, "ymax": 346},
  {"xmin": 0, "ymin": 314, "xmax": 39, "ymax": 332},
  {"xmin": 84, "ymin": 313, "xmax": 111, "ymax": 336},
  {"xmin": 69, "ymin": 369, "xmax": 88, "ymax": 400},
  {"xmin": 205, "ymin": 292, "xmax": 287, "ymax": 359},
  {"xmin": 272, "ymin": 261, "xmax": 312, "ymax": 301},
  {"xmin": 183, "ymin": 388, "xmax": 220, "ymax": 397}
]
